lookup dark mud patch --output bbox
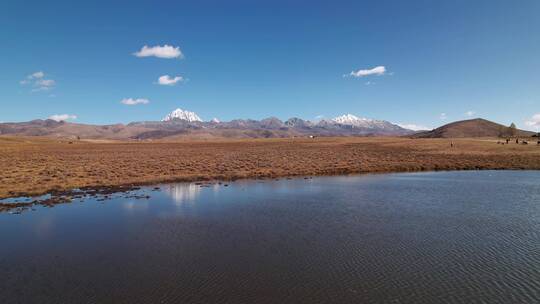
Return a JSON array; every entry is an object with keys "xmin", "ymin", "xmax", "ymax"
[
  {"xmin": 0, "ymin": 185, "xmax": 149, "ymax": 214},
  {"xmin": 0, "ymin": 181, "xmax": 234, "ymax": 214}
]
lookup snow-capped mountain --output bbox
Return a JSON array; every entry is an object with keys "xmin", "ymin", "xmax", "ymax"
[
  {"xmin": 162, "ymin": 108, "xmax": 202, "ymax": 122},
  {"xmin": 332, "ymin": 114, "xmax": 368, "ymax": 125},
  {"xmin": 330, "ymin": 114, "xmax": 400, "ymax": 130},
  {"xmin": 210, "ymin": 118, "xmax": 220, "ymax": 123}
]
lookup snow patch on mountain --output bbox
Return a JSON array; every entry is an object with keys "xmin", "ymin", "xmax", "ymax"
[
  {"xmin": 329, "ymin": 114, "xmax": 399, "ymax": 129},
  {"xmin": 162, "ymin": 108, "xmax": 202, "ymax": 122},
  {"xmin": 332, "ymin": 114, "xmax": 372, "ymax": 125}
]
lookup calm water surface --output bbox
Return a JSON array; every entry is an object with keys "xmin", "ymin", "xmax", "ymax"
[{"xmin": 1, "ymin": 171, "xmax": 539, "ymax": 303}]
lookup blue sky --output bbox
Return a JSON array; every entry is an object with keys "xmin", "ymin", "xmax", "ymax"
[{"xmin": 1, "ymin": 0, "xmax": 539, "ymax": 130}]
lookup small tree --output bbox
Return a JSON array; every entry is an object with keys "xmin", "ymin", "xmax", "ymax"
[{"xmin": 509, "ymin": 123, "xmax": 517, "ymax": 137}]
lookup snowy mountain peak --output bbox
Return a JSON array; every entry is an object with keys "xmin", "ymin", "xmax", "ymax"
[
  {"xmin": 210, "ymin": 118, "xmax": 220, "ymax": 123},
  {"xmin": 329, "ymin": 113, "xmax": 404, "ymax": 130},
  {"xmin": 332, "ymin": 114, "xmax": 372, "ymax": 125},
  {"xmin": 162, "ymin": 108, "xmax": 202, "ymax": 122}
]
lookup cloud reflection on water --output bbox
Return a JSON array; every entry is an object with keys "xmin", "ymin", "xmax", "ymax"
[{"xmin": 165, "ymin": 183, "xmax": 202, "ymax": 205}]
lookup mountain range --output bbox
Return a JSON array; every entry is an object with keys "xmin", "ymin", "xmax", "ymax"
[
  {"xmin": 0, "ymin": 108, "xmax": 417, "ymax": 139},
  {"xmin": 0, "ymin": 108, "xmax": 535, "ymax": 140}
]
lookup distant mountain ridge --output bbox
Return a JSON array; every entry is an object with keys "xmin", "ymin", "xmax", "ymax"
[
  {"xmin": 0, "ymin": 109, "xmax": 414, "ymax": 139},
  {"xmin": 412, "ymin": 118, "xmax": 535, "ymax": 138},
  {"xmin": 6, "ymin": 110, "xmax": 533, "ymax": 140}
]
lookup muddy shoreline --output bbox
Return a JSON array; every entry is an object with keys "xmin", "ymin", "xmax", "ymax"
[
  {"xmin": 2, "ymin": 137, "xmax": 540, "ymax": 208},
  {"xmin": 0, "ymin": 185, "xmax": 152, "ymax": 213},
  {"xmin": 2, "ymin": 167, "xmax": 538, "ymax": 213}
]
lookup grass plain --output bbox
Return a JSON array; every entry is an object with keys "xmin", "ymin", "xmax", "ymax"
[{"xmin": 1, "ymin": 136, "xmax": 539, "ymax": 199}]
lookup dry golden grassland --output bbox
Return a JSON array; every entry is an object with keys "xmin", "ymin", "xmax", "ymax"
[{"xmin": 1, "ymin": 136, "xmax": 539, "ymax": 198}]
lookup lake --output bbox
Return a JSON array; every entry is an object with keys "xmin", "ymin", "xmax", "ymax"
[{"xmin": 1, "ymin": 171, "xmax": 539, "ymax": 303}]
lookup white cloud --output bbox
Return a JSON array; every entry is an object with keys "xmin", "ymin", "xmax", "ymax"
[
  {"xmin": 465, "ymin": 111, "xmax": 475, "ymax": 117},
  {"xmin": 157, "ymin": 75, "xmax": 184, "ymax": 86},
  {"xmin": 36, "ymin": 79, "xmax": 56, "ymax": 87},
  {"xmin": 48, "ymin": 114, "xmax": 77, "ymax": 121},
  {"xmin": 31, "ymin": 71, "xmax": 44, "ymax": 79},
  {"xmin": 439, "ymin": 113, "xmax": 447, "ymax": 120},
  {"xmin": 398, "ymin": 123, "xmax": 431, "ymax": 131},
  {"xmin": 133, "ymin": 45, "xmax": 183, "ymax": 59},
  {"xmin": 524, "ymin": 113, "xmax": 540, "ymax": 130},
  {"xmin": 121, "ymin": 98, "xmax": 149, "ymax": 105},
  {"xmin": 32, "ymin": 87, "xmax": 52, "ymax": 92},
  {"xmin": 21, "ymin": 71, "xmax": 55, "ymax": 91},
  {"xmin": 348, "ymin": 66, "xmax": 386, "ymax": 77}
]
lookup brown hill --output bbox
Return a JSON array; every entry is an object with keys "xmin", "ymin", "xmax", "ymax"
[{"xmin": 413, "ymin": 118, "xmax": 535, "ymax": 138}]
